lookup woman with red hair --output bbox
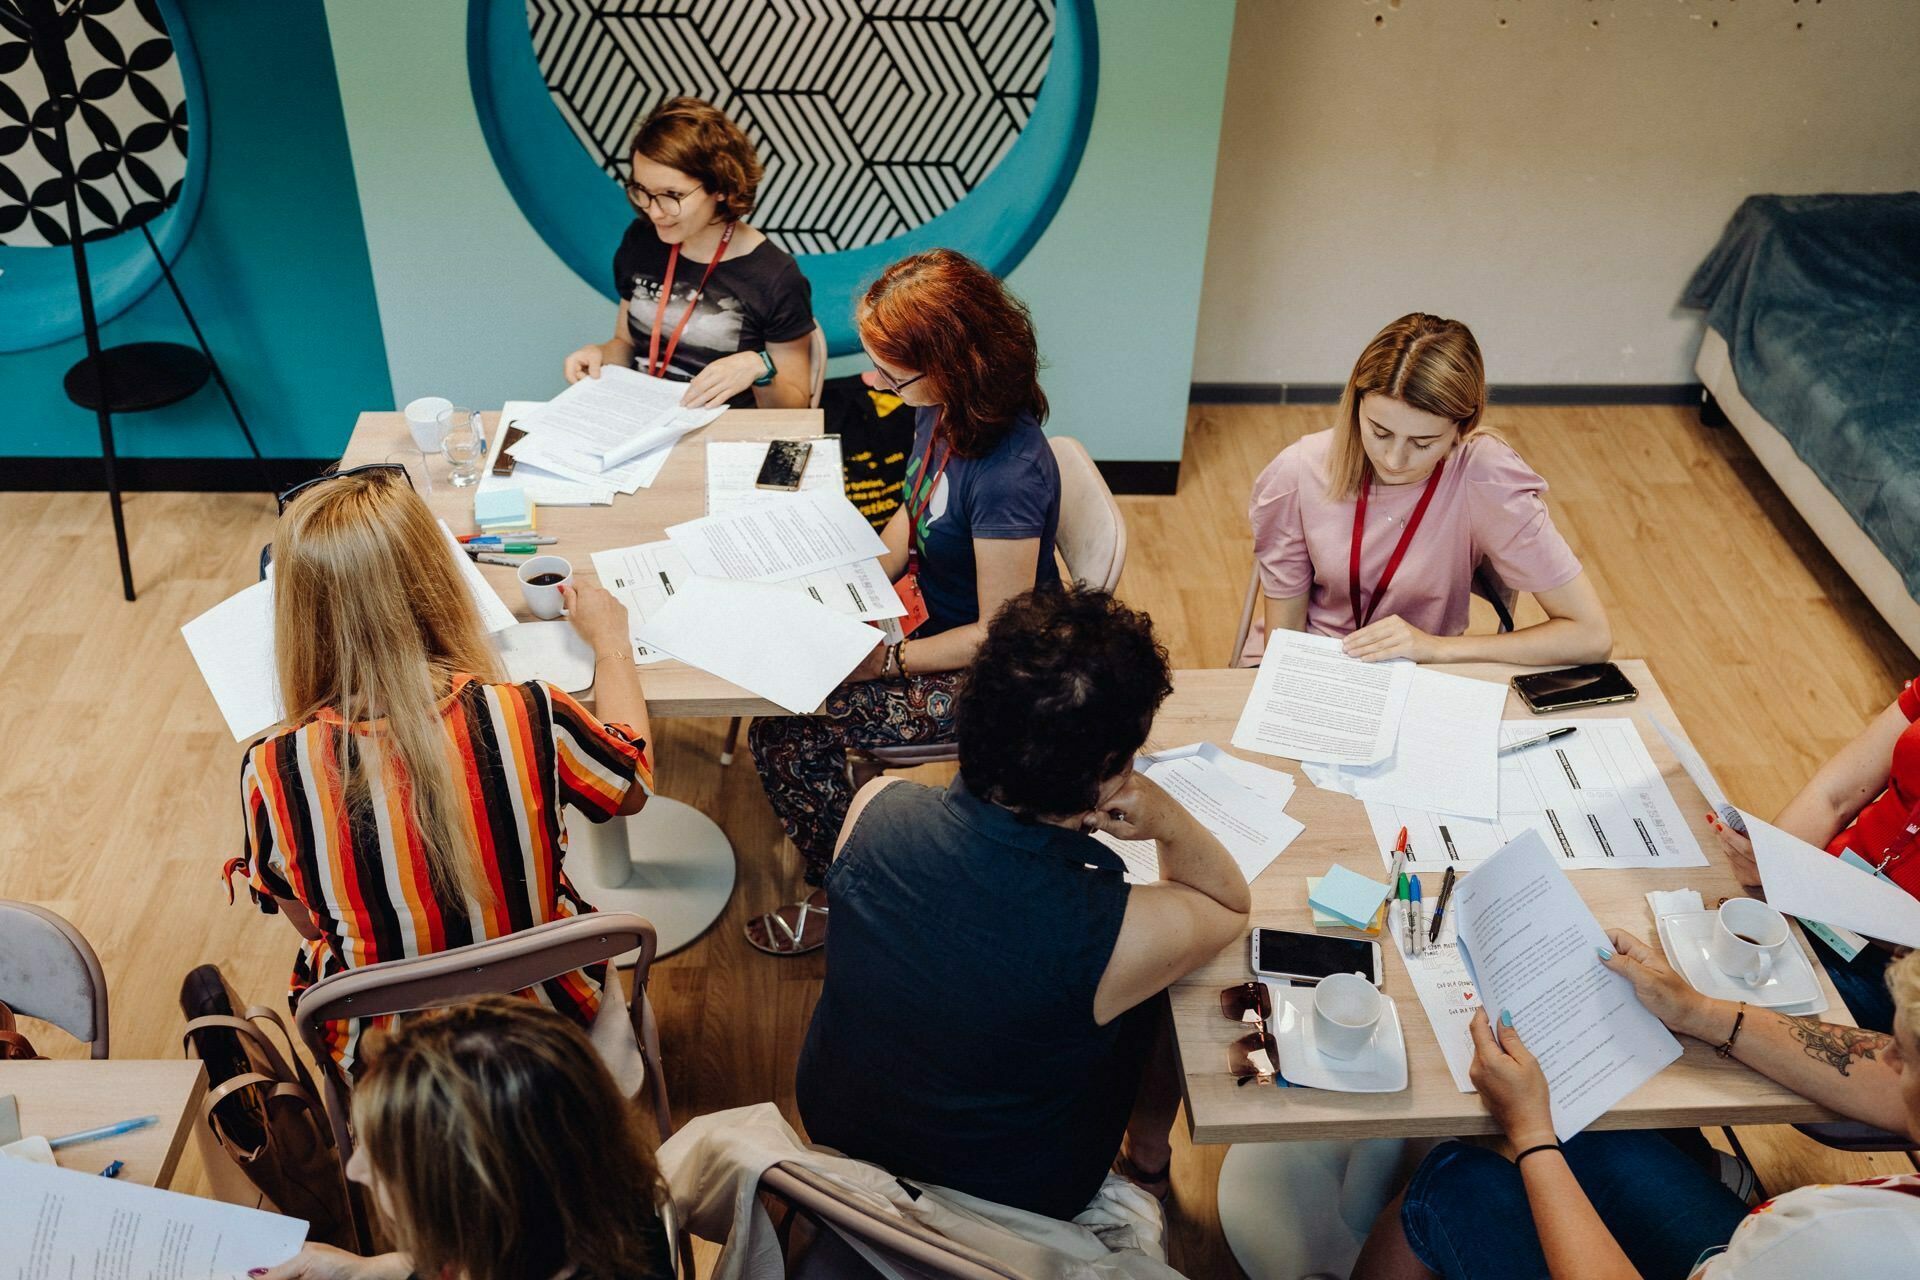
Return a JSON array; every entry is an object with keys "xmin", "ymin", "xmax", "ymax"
[{"xmin": 745, "ymin": 249, "xmax": 1062, "ymax": 955}]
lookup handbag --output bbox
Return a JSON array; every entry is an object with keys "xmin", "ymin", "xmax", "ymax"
[
  {"xmin": 0, "ymin": 1000, "xmax": 42, "ymax": 1060},
  {"xmin": 179, "ymin": 965, "xmax": 357, "ymax": 1248}
]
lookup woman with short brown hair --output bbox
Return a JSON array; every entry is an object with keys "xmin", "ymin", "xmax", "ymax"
[{"xmin": 563, "ymin": 96, "xmax": 814, "ymax": 409}]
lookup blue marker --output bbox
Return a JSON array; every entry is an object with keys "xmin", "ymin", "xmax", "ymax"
[
  {"xmin": 49, "ymin": 1115, "xmax": 158, "ymax": 1150},
  {"xmin": 1408, "ymin": 875, "xmax": 1426, "ymax": 957}
]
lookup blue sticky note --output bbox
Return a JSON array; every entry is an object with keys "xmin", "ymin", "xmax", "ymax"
[
  {"xmin": 473, "ymin": 488, "xmax": 531, "ymax": 527},
  {"xmin": 1308, "ymin": 864, "xmax": 1391, "ymax": 931}
]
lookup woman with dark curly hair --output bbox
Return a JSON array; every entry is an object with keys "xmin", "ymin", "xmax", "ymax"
[
  {"xmin": 795, "ymin": 587, "xmax": 1251, "ymax": 1234},
  {"xmin": 746, "ymin": 249, "xmax": 1063, "ymax": 955},
  {"xmin": 562, "ymin": 96, "xmax": 814, "ymax": 409}
]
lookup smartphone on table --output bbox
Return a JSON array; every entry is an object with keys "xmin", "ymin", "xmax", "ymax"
[
  {"xmin": 755, "ymin": 439, "xmax": 812, "ymax": 491},
  {"xmin": 1250, "ymin": 927, "xmax": 1383, "ymax": 986},
  {"xmin": 1511, "ymin": 661, "xmax": 1638, "ymax": 714}
]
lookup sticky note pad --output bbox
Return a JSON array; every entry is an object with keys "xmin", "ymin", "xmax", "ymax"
[
  {"xmin": 1306, "ymin": 878, "xmax": 1387, "ymax": 934},
  {"xmin": 1308, "ymin": 864, "xmax": 1391, "ymax": 931},
  {"xmin": 474, "ymin": 488, "xmax": 533, "ymax": 530}
]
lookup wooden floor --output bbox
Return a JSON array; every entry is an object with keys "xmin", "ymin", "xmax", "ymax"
[{"xmin": 7, "ymin": 403, "xmax": 1916, "ymax": 1277}]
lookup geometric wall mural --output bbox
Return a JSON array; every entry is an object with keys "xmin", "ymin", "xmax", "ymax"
[
  {"xmin": 0, "ymin": 0, "xmax": 189, "ymax": 246},
  {"xmin": 527, "ymin": 0, "xmax": 1055, "ymax": 256}
]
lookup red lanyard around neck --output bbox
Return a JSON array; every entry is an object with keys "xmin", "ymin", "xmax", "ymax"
[
  {"xmin": 647, "ymin": 221, "xmax": 734, "ymax": 378},
  {"xmin": 905, "ymin": 433, "xmax": 951, "ymax": 567},
  {"xmin": 1349, "ymin": 457, "xmax": 1447, "ymax": 632},
  {"xmin": 1871, "ymin": 795, "xmax": 1920, "ymax": 874}
]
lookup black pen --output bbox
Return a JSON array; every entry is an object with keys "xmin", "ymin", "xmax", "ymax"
[
  {"xmin": 1500, "ymin": 725, "xmax": 1578, "ymax": 756},
  {"xmin": 1428, "ymin": 865, "xmax": 1458, "ymax": 944}
]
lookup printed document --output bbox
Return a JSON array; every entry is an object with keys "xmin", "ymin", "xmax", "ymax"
[
  {"xmin": 438, "ymin": 520, "xmax": 519, "ymax": 633},
  {"xmin": 511, "ymin": 366, "xmax": 723, "ymax": 466},
  {"xmin": 181, "ymin": 579, "xmax": 281, "ymax": 741},
  {"xmin": 1091, "ymin": 743, "xmax": 1303, "ymax": 886},
  {"xmin": 0, "ymin": 1157, "xmax": 305, "ymax": 1278},
  {"xmin": 478, "ymin": 401, "xmax": 613, "ymax": 506},
  {"xmin": 1230, "ymin": 631, "xmax": 1413, "ymax": 765},
  {"xmin": 1453, "ymin": 831, "xmax": 1683, "ymax": 1138},
  {"xmin": 635, "ymin": 575, "xmax": 884, "ymax": 714},
  {"xmin": 1304, "ymin": 667, "xmax": 1506, "ymax": 818},
  {"xmin": 1400, "ymin": 901, "xmax": 1481, "ymax": 1092},
  {"xmin": 1365, "ymin": 719, "xmax": 1706, "ymax": 872},
  {"xmin": 666, "ymin": 489, "xmax": 889, "ymax": 582},
  {"xmin": 706, "ymin": 438, "xmax": 844, "ymax": 516},
  {"xmin": 1747, "ymin": 810, "xmax": 1920, "ymax": 948}
]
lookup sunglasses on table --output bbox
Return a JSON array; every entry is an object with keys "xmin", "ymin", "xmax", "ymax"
[
  {"xmin": 1221, "ymin": 981, "xmax": 1280, "ymax": 1087},
  {"xmin": 275, "ymin": 462, "xmax": 413, "ymax": 514}
]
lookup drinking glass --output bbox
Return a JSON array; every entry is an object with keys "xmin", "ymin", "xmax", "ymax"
[{"xmin": 439, "ymin": 407, "xmax": 487, "ymax": 487}]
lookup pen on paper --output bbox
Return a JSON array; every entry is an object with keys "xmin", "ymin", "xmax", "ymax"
[{"xmin": 1500, "ymin": 725, "xmax": 1578, "ymax": 756}]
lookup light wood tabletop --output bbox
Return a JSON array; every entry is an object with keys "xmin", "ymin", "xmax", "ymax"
[
  {"xmin": 1162, "ymin": 660, "xmax": 1848, "ymax": 1145},
  {"xmin": 0, "ymin": 1059, "xmax": 208, "ymax": 1187},
  {"xmin": 339, "ymin": 407, "xmax": 826, "ymax": 717}
]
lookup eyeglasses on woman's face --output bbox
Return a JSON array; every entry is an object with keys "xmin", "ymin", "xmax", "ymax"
[
  {"xmin": 869, "ymin": 359, "xmax": 927, "ymax": 395},
  {"xmin": 624, "ymin": 181, "xmax": 704, "ymax": 217}
]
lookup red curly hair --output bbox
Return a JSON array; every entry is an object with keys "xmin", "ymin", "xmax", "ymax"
[{"xmin": 858, "ymin": 249, "xmax": 1048, "ymax": 458}]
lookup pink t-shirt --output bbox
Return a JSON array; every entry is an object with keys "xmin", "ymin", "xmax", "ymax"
[{"xmin": 1248, "ymin": 430, "xmax": 1582, "ymax": 639}]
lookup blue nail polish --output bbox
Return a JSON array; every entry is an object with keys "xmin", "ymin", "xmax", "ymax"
[
  {"xmin": 1597, "ymin": 945, "xmax": 1614, "ymax": 961},
  {"xmin": 1499, "ymin": 1009, "xmax": 1514, "ymax": 1028}
]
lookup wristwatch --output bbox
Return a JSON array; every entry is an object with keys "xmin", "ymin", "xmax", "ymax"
[{"xmin": 753, "ymin": 350, "xmax": 776, "ymax": 386}]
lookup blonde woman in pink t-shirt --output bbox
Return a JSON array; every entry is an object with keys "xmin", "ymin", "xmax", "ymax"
[{"xmin": 1247, "ymin": 313, "xmax": 1612, "ymax": 665}]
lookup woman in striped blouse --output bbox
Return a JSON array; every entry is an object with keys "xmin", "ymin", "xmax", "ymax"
[{"xmin": 231, "ymin": 466, "xmax": 653, "ymax": 1075}]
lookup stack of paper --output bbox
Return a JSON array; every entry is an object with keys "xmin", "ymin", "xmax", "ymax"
[
  {"xmin": 482, "ymin": 402, "xmax": 613, "ymax": 507},
  {"xmin": 706, "ymin": 438, "xmax": 844, "ymax": 517},
  {"xmin": 665, "ymin": 488, "xmax": 890, "ymax": 582},
  {"xmin": 1309, "ymin": 864, "xmax": 1392, "ymax": 929},
  {"xmin": 1089, "ymin": 743, "xmax": 1304, "ymax": 886},
  {"xmin": 1230, "ymin": 631, "xmax": 1414, "ymax": 765},
  {"xmin": 1303, "ymin": 667, "xmax": 1506, "ymax": 818},
  {"xmin": 505, "ymin": 367, "xmax": 724, "ymax": 494}
]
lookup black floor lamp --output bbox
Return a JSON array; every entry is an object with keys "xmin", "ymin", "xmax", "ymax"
[{"xmin": 1, "ymin": 0, "xmax": 272, "ymax": 602}]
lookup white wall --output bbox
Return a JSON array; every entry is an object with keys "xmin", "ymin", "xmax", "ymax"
[{"xmin": 1194, "ymin": 0, "xmax": 1920, "ymax": 387}]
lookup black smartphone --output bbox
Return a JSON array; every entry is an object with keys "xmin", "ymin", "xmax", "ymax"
[
  {"xmin": 1512, "ymin": 662, "xmax": 1639, "ymax": 714},
  {"xmin": 491, "ymin": 424, "xmax": 528, "ymax": 476},
  {"xmin": 755, "ymin": 439, "xmax": 812, "ymax": 491},
  {"xmin": 1249, "ymin": 928, "xmax": 1382, "ymax": 986}
]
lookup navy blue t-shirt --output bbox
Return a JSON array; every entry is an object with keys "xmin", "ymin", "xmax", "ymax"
[{"xmin": 904, "ymin": 407, "xmax": 1061, "ymax": 636}]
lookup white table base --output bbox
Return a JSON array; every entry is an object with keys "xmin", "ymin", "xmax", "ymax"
[
  {"xmin": 567, "ymin": 797, "xmax": 736, "ymax": 961},
  {"xmin": 1216, "ymin": 1138, "xmax": 1411, "ymax": 1280}
]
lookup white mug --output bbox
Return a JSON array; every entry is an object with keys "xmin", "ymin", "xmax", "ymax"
[
  {"xmin": 1711, "ymin": 898, "xmax": 1789, "ymax": 987},
  {"xmin": 1312, "ymin": 972, "xmax": 1383, "ymax": 1061},
  {"xmin": 517, "ymin": 556, "xmax": 573, "ymax": 622},
  {"xmin": 404, "ymin": 396, "xmax": 453, "ymax": 453}
]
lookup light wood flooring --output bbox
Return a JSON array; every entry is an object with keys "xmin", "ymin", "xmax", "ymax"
[{"xmin": 5, "ymin": 403, "xmax": 1915, "ymax": 1277}]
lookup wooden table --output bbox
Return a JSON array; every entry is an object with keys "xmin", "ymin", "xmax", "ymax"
[
  {"xmin": 1165, "ymin": 660, "xmax": 1846, "ymax": 1146},
  {"xmin": 340, "ymin": 407, "xmax": 826, "ymax": 954},
  {"xmin": 0, "ymin": 1059, "xmax": 207, "ymax": 1187},
  {"xmin": 340, "ymin": 407, "xmax": 824, "ymax": 718}
]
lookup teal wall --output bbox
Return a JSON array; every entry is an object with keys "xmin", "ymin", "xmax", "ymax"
[
  {"xmin": 327, "ymin": 0, "xmax": 1233, "ymax": 467},
  {"xmin": 3, "ymin": 0, "xmax": 391, "ymax": 461}
]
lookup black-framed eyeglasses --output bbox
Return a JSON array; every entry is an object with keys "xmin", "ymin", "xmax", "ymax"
[
  {"xmin": 276, "ymin": 462, "xmax": 413, "ymax": 515},
  {"xmin": 624, "ymin": 181, "xmax": 703, "ymax": 216},
  {"xmin": 872, "ymin": 361, "xmax": 927, "ymax": 394}
]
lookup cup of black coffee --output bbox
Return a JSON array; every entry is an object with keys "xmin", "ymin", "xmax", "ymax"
[{"xmin": 517, "ymin": 555, "xmax": 572, "ymax": 620}]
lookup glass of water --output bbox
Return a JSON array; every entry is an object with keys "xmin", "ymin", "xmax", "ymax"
[{"xmin": 439, "ymin": 407, "xmax": 487, "ymax": 487}]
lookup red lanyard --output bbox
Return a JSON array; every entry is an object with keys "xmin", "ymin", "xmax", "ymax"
[
  {"xmin": 904, "ymin": 434, "xmax": 950, "ymax": 570},
  {"xmin": 1348, "ymin": 457, "xmax": 1448, "ymax": 632},
  {"xmin": 647, "ymin": 222, "xmax": 734, "ymax": 378},
  {"xmin": 1871, "ymin": 794, "xmax": 1920, "ymax": 874}
]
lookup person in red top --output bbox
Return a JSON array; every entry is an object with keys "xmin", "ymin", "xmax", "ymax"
[{"xmin": 1713, "ymin": 677, "xmax": 1920, "ymax": 1032}]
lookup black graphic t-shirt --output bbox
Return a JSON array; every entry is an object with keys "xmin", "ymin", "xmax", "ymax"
[{"xmin": 612, "ymin": 220, "xmax": 814, "ymax": 407}]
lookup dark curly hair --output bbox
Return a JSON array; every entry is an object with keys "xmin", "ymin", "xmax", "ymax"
[
  {"xmin": 629, "ymin": 96, "xmax": 762, "ymax": 221},
  {"xmin": 956, "ymin": 587, "xmax": 1172, "ymax": 818}
]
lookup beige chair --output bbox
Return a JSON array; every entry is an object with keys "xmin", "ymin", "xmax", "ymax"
[
  {"xmin": 759, "ymin": 1161, "xmax": 1021, "ymax": 1279},
  {"xmin": 1231, "ymin": 561, "xmax": 1519, "ymax": 667},
  {"xmin": 0, "ymin": 900, "xmax": 108, "ymax": 1057},
  {"xmin": 293, "ymin": 912, "xmax": 673, "ymax": 1165},
  {"xmin": 808, "ymin": 322, "xmax": 828, "ymax": 410}
]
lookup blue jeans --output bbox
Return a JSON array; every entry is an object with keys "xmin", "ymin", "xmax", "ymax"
[
  {"xmin": 1811, "ymin": 933, "xmax": 1896, "ymax": 1033},
  {"xmin": 1401, "ymin": 1132, "xmax": 1750, "ymax": 1280}
]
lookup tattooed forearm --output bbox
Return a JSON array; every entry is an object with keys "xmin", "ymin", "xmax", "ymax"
[{"xmin": 1786, "ymin": 1016, "xmax": 1892, "ymax": 1076}]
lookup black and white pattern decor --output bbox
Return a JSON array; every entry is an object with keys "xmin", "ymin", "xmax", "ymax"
[
  {"xmin": 0, "ymin": 0, "xmax": 188, "ymax": 246},
  {"xmin": 529, "ymin": 0, "xmax": 1055, "ymax": 255}
]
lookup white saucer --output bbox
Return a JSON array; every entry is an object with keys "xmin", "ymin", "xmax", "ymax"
[
  {"xmin": 1656, "ymin": 910, "xmax": 1828, "ymax": 1013},
  {"xmin": 494, "ymin": 621, "xmax": 595, "ymax": 692},
  {"xmin": 1270, "ymin": 988, "xmax": 1409, "ymax": 1093}
]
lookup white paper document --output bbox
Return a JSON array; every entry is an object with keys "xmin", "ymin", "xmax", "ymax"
[
  {"xmin": 705, "ymin": 438, "xmax": 844, "ymax": 516},
  {"xmin": 1365, "ymin": 719, "xmax": 1707, "ymax": 873},
  {"xmin": 635, "ymin": 574, "xmax": 884, "ymax": 714},
  {"xmin": 1230, "ymin": 631, "xmax": 1414, "ymax": 765},
  {"xmin": 1304, "ymin": 667, "xmax": 1506, "ymax": 818},
  {"xmin": 1453, "ymin": 831, "xmax": 1683, "ymax": 1138},
  {"xmin": 514, "ymin": 366, "xmax": 723, "ymax": 463},
  {"xmin": 438, "ymin": 520, "xmax": 519, "ymax": 633},
  {"xmin": 1091, "ymin": 743, "xmax": 1304, "ymax": 886},
  {"xmin": 479, "ymin": 401, "xmax": 614, "ymax": 506},
  {"xmin": 0, "ymin": 1157, "xmax": 306, "ymax": 1279},
  {"xmin": 181, "ymin": 579, "xmax": 282, "ymax": 740},
  {"xmin": 1400, "ymin": 903, "xmax": 1481, "ymax": 1092},
  {"xmin": 1649, "ymin": 715, "xmax": 1746, "ymax": 833},
  {"xmin": 1748, "ymin": 810, "xmax": 1920, "ymax": 948},
  {"xmin": 666, "ymin": 489, "xmax": 889, "ymax": 582}
]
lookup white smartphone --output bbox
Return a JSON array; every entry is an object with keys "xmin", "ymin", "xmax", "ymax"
[{"xmin": 1250, "ymin": 927, "xmax": 1383, "ymax": 987}]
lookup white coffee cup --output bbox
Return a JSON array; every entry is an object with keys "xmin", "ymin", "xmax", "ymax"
[
  {"xmin": 517, "ymin": 556, "xmax": 573, "ymax": 621},
  {"xmin": 1312, "ymin": 972, "xmax": 1383, "ymax": 1061},
  {"xmin": 405, "ymin": 396, "xmax": 453, "ymax": 453},
  {"xmin": 1711, "ymin": 898, "xmax": 1790, "ymax": 987}
]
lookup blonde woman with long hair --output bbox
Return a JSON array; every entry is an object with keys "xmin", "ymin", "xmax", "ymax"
[
  {"xmin": 260, "ymin": 996, "xmax": 673, "ymax": 1280},
  {"xmin": 229, "ymin": 466, "xmax": 653, "ymax": 1075},
  {"xmin": 1247, "ymin": 313, "xmax": 1611, "ymax": 665}
]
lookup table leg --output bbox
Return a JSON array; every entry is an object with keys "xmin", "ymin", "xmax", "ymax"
[
  {"xmin": 567, "ymin": 797, "xmax": 737, "ymax": 961},
  {"xmin": 1216, "ymin": 1138, "xmax": 1410, "ymax": 1279}
]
